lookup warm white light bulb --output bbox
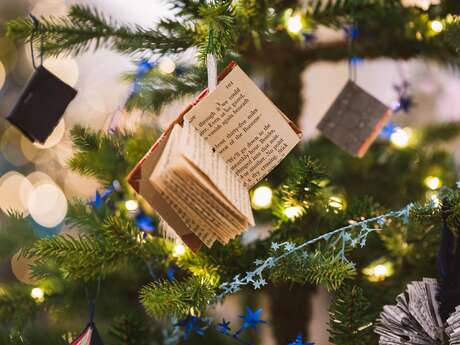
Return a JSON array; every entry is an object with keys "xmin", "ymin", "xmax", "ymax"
[
  {"xmin": 158, "ymin": 58, "xmax": 176, "ymax": 74},
  {"xmin": 173, "ymin": 243, "xmax": 186, "ymax": 256},
  {"xmin": 125, "ymin": 199, "xmax": 139, "ymax": 212},
  {"xmin": 424, "ymin": 176, "xmax": 441, "ymax": 190},
  {"xmin": 328, "ymin": 196, "xmax": 344, "ymax": 210},
  {"xmin": 284, "ymin": 206, "xmax": 302, "ymax": 219},
  {"xmin": 287, "ymin": 15, "xmax": 303, "ymax": 34},
  {"xmin": 431, "ymin": 20, "xmax": 443, "ymax": 33},
  {"xmin": 390, "ymin": 127, "xmax": 411, "ymax": 148},
  {"xmin": 373, "ymin": 264, "xmax": 388, "ymax": 279},
  {"xmin": 31, "ymin": 287, "xmax": 44, "ymax": 302},
  {"xmin": 251, "ymin": 186, "xmax": 273, "ymax": 209}
]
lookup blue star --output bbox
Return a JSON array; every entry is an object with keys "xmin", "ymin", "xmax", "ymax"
[
  {"xmin": 175, "ymin": 316, "xmax": 205, "ymax": 339},
  {"xmin": 380, "ymin": 122, "xmax": 397, "ymax": 140},
  {"xmin": 90, "ymin": 184, "xmax": 115, "ymax": 210},
  {"xmin": 289, "ymin": 334, "xmax": 315, "ymax": 345},
  {"xmin": 217, "ymin": 319, "xmax": 231, "ymax": 335},
  {"xmin": 239, "ymin": 307, "xmax": 266, "ymax": 330},
  {"xmin": 166, "ymin": 264, "xmax": 177, "ymax": 281},
  {"xmin": 135, "ymin": 212, "xmax": 156, "ymax": 232}
]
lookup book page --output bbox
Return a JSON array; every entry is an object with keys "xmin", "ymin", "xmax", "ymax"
[
  {"xmin": 180, "ymin": 121, "xmax": 254, "ymax": 225},
  {"xmin": 184, "ymin": 65, "xmax": 301, "ymax": 188}
]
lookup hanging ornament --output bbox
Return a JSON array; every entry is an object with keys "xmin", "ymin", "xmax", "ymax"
[
  {"xmin": 317, "ymin": 80, "xmax": 392, "ymax": 157},
  {"xmin": 375, "ymin": 278, "xmax": 460, "ymax": 344},
  {"xmin": 70, "ymin": 322, "xmax": 105, "ymax": 345},
  {"xmin": 7, "ymin": 15, "xmax": 77, "ymax": 144}
]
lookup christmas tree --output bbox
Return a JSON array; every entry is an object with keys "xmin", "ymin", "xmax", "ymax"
[{"xmin": 2, "ymin": 1, "xmax": 460, "ymax": 344}]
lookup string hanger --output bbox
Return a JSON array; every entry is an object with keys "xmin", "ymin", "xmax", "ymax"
[
  {"xmin": 29, "ymin": 14, "xmax": 44, "ymax": 70},
  {"xmin": 206, "ymin": 28, "xmax": 218, "ymax": 93},
  {"xmin": 84, "ymin": 276, "xmax": 102, "ymax": 323}
]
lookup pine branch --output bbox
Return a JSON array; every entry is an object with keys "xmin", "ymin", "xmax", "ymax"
[
  {"xmin": 269, "ymin": 250, "xmax": 356, "ymax": 291},
  {"xmin": 6, "ymin": 5, "xmax": 194, "ymax": 57},
  {"xmin": 125, "ymin": 65, "xmax": 206, "ymax": 113},
  {"xmin": 140, "ymin": 276, "xmax": 216, "ymax": 319},
  {"xmin": 68, "ymin": 125, "xmax": 152, "ymax": 186},
  {"xmin": 109, "ymin": 315, "xmax": 152, "ymax": 345},
  {"xmin": 328, "ymin": 285, "xmax": 374, "ymax": 345}
]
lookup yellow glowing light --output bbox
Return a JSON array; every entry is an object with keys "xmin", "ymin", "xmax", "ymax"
[
  {"xmin": 125, "ymin": 199, "xmax": 139, "ymax": 212},
  {"xmin": 173, "ymin": 243, "xmax": 186, "ymax": 257},
  {"xmin": 158, "ymin": 58, "xmax": 176, "ymax": 74},
  {"xmin": 430, "ymin": 193, "xmax": 441, "ymax": 207},
  {"xmin": 390, "ymin": 127, "xmax": 411, "ymax": 148},
  {"xmin": 30, "ymin": 287, "xmax": 44, "ymax": 302},
  {"xmin": 373, "ymin": 264, "xmax": 388, "ymax": 279},
  {"xmin": 251, "ymin": 186, "xmax": 273, "ymax": 209},
  {"xmin": 328, "ymin": 196, "xmax": 344, "ymax": 210},
  {"xmin": 287, "ymin": 15, "xmax": 303, "ymax": 34},
  {"xmin": 284, "ymin": 206, "xmax": 302, "ymax": 219},
  {"xmin": 424, "ymin": 176, "xmax": 441, "ymax": 190},
  {"xmin": 431, "ymin": 20, "xmax": 444, "ymax": 33}
]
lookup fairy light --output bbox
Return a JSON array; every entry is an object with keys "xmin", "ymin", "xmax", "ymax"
[
  {"xmin": 284, "ymin": 206, "xmax": 302, "ymax": 219},
  {"xmin": 158, "ymin": 57, "xmax": 176, "ymax": 74},
  {"xmin": 390, "ymin": 127, "xmax": 411, "ymax": 148},
  {"xmin": 125, "ymin": 199, "xmax": 139, "ymax": 212},
  {"xmin": 431, "ymin": 20, "xmax": 444, "ymax": 33},
  {"xmin": 363, "ymin": 261, "xmax": 393, "ymax": 282},
  {"xmin": 287, "ymin": 15, "xmax": 303, "ymax": 34},
  {"xmin": 424, "ymin": 176, "xmax": 442, "ymax": 190},
  {"xmin": 173, "ymin": 242, "xmax": 186, "ymax": 257},
  {"xmin": 373, "ymin": 265, "xmax": 389, "ymax": 279},
  {"xmin": 429, "ymin": 193, "xmax": 441, "ymax": 207},
  {"xmin": 30, "ymin": 287, "xmax": 44, "ymax": 302},
  {"xmin": 251, "ymin": 186, "xmax": 273, "ymax": 209},
  {"xmin": 328, "ymin": 196, "xmax": 344, "ymax": 210}
]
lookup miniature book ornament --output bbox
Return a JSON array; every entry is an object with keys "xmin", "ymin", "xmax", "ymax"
[
  {"xmin": 7, "ymin": 65, "xmax": 77, "ymax": 144},
  {"xmin": 128, "ymin": 62, "xmax": 302, "ymax": 251},
  {"xmin": 317, "ymin": 80, "xmax": 391, "ymax": 158}
]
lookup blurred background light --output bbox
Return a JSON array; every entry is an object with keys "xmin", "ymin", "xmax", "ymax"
[
  {"xmin": 251, "ymin": 185, "xmax": 273, "ymax": 209},
  {"xmin": 0, "ymin": 171, "xmax": 32, "ymax": 215},
  {"xmin": 28, "ymin": 182, "xmax": 68, "ymax": 228}
]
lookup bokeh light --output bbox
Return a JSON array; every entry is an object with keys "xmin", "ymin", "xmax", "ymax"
[
  {"xmin": 28, "ymin": 182, "xmax": 68, "ymax": 228},
  {"xmin": 0, "ymin": 61, "xmax": 5, "ymax": 90},
  {"xmin": 1, "ymin": 126, "xmax": 29, "ymax": 166},
  {"xmin": 33, "ymin": 118, "xmax": 65, "ymax": 149},
  {"xmin": 173, "ymin": 243, "xmax": 186, "ymax": 257},
  {"xmin": 125, "ymin": 199, "xmax": 139, "ymax": 212},
  {"xmin": 284, "ymin": 206, "xmax": 302, "ymax": 219},
  {"xmin": 43, "ymin": 58, "xmax": 79, "ymax": 87},
  {"xmin": 431, "ymin": 20, "xmax": 444, "ymax": 33},
  {"xmin": 424, "ymin": 176, "xmax": 442, "ymax": 190},
  {"xmin": 158, "ymin": 57, "xmax": 176, "ymax": 74},
  {"xmin": 0, "ymin": 172, "xmax": 33, "ymax": 215},
  {"xmin": 30, "ymin": 287, "xmax": 45, "ymax": 303},
  {"xmin": 11, "ymin": 252, "xmax": 37, "ymax": 285},
  {"xmin": 251, "ymin": 185, "xmax": 273, "ymax": 209},
  {"xmin": 390, "ymin": 127, "xmax": 411, "ymax": 148},
  {"xmin": 287, "ymin": 15, "xmax": 303, "ymax": 34}
]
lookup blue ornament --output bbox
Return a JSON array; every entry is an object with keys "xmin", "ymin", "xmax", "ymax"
[
  {"xmin": 380, "ymin": 122, "xmax": 397, "ymax": 140},
  {"xmin": 288, "ymin": 334, "xmax": 314, "ymax": 345},
  {"xmin": 132, "ymin": 59, "xmax": 155, "ymax": 95},
  {"xmin": 344, "ymin": 25, "xmax": 359, "ymax": 40},
  {"xmin": 217, "ymin": 319, "xmax": 231, "ymax": 335},
  {"xmin": 135, "ymin": 212, "xmax": 156, "ymax": 232},
  {"xmin": 30, "ymin": 218, "xmax": 63, "ymax": 238},
  {"xmin": 166, "ymin": 264, "xmax": 178, "ymax": 281},
  {"xmin": 90, "ymin": 182, "xmax": 117, "ymax": 210},
  {"xmin": 350, "ymin": 56, "xmax": 363, "ymax": 65},
  {"xmin": 175, "ymin": 316, "xmax": 206, "ymax": 339},
  {"xmin": 239, "ymin": 307, "xmax": 266, "ymax": 330}
]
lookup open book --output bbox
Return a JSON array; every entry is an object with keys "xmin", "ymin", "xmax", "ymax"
[{"xmin": 128, "ymin": 62, "xmax": 302, "ymax": 251}]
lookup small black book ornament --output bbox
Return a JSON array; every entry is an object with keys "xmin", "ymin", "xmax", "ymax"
[{"xmin": 7, "ymin": 65, "xmax": 77, "ymax": 144}]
